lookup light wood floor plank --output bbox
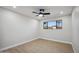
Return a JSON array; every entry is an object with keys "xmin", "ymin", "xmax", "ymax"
[{"xmin": 2, "ymin": 39, "xmax": 74, "ymax": 53}]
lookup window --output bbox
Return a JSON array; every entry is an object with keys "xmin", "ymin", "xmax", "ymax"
[
  {"xmin": 43, "ymin": 20, "xmax": 62, "ymax": 29},
  {"xmin": 56, "ymin": 20, "xmax": 62, "ymax": 29}
]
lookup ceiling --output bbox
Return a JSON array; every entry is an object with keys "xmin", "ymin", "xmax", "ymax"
[{"xmin": 2, "ymin": 6, "xmax": 74, "ymax": 20}]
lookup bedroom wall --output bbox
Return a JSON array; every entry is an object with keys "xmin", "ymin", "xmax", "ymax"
[
  {"xmin": 39, "ymin": 16, "xmax": 72, "ymax": 43},
  {"xmin": 72, "ymin": 7, "xmax": 79, "ymax": 52},
  {"xmin": 0, "ymin": 7, "xmax": 39, "ymax": 50}
]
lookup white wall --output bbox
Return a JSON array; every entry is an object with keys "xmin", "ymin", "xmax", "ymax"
[
  {"xmin": 39, "ymin": 16, "xmax": 72, "ymax": 43},
  {"xmin": 72, "ymin": 7, "xmax": 79, "ymax": 52},
  {"xmin": 0, "ymin": 8, "xmax": 39, "ymax": 49}
]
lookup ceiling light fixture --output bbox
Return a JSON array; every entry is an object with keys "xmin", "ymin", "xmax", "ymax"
[
  {"xmin": 60, "ymin": 11, "xmax": 63, "ymax": 14},
  {"xmin": 39, "ymin": 14, "xmax": 43, "ymax": 17}
]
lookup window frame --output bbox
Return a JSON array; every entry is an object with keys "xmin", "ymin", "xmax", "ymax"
[{"xmin": 43, "ymin": 20, "xmax": 62, "ymax": 29}]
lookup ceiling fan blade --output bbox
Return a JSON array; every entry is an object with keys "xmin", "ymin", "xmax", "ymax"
[
  {"xmin": 32, "ymin": 11, "xmax": 38, "ymax": 14},
  {"xmin": 43, "ymin": 13, "xmax": 50, "ymax": 15}
]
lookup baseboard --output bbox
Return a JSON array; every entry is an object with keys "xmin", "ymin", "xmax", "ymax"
[
  {"xmin": 71, "ymin": 43, "xmax": 78, "ymax": 53},
  {"xmin": 40, "ymin": 38, "xmax": 72, "ymax": 44},
  {"xmin": 0, "ymin": 37, "xmax": 72, "ymax": 52},
  {"xmin": 0, "ymin": 38, "xmax": 38, "ymax": 52}
]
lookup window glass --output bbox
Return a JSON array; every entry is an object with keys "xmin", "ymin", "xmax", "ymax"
[{"xmin": 43, "ymin": 20, "xmax": 62, "ymax": 29}]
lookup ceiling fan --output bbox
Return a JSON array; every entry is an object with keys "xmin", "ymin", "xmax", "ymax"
[{"xmin": 32, "ymin": 9, "xmax": 50, "ymax": 17}]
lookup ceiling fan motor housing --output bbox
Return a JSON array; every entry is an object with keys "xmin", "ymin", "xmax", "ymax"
[{"xmin": 40, "ymin": 9, "xmax": 45, "ymax": 12}]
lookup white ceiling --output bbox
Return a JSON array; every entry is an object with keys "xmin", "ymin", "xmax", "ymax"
[{"xmin": 2, "ymin": 6, "xmax": 74, "ymax": 20}]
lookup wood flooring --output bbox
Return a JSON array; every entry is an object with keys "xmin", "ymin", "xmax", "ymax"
[{"xmin": 2, "ymin": 39, "xmax": 74, "ymax": 53}]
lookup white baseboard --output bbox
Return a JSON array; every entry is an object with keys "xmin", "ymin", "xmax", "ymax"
[
  {"xmin": 0, "ymin": 37, "xmax": 72, "ymax": 52},
  {"xmin": 0, "ymin": 38, "xmax": 38, "ymax": 52},
  {"xmin": 71, "ymin": 43, "xmax": 78, "ymax": 53},
  {"xmin": 40, "ymin": 38, "xmax": 72, "ymax": 44}
]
